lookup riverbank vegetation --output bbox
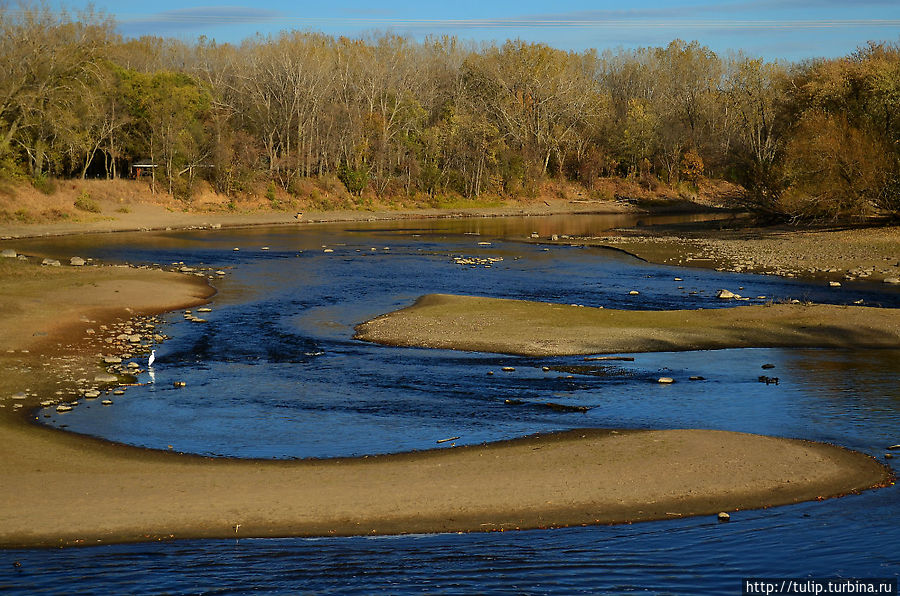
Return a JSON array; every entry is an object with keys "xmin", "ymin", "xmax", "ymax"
[{"xmin": 1, "ymin": 4, "xmax": 898, "ymax": 221}]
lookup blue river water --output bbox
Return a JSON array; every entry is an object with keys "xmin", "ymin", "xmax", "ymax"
[{"xmin": 1, "ymin": 215, "xmax": 898, "ymax": 594}]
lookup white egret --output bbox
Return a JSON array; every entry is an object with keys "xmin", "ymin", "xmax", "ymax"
[{"xmin": 148, "ymin": 349, "xmax": 156, "ymax": 368}]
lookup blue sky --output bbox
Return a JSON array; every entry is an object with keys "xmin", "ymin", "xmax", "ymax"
[{"xmin": 47, "ymin": 0, "xmax": 900, "ymax": 61}]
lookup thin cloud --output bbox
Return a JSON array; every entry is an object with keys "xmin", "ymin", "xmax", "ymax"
[{"xmin": 118, "ymin": 6, "xmax": 285, "ymax": 32}]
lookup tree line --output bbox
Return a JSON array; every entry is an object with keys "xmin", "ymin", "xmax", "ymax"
[{"xmin": 1, "ymin": 4, "xmax": 898, "ymax": 219}]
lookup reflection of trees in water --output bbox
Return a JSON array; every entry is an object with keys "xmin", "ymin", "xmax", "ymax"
[{"xmin": 787, "ymin": 349, "xmax": 900, "ymax": 407}]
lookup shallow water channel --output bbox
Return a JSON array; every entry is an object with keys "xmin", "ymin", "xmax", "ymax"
[{"xmin": 3, "ymin": 214, "xmax": 899, "ymax": 594}]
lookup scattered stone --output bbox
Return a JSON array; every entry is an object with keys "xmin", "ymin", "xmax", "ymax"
[
  {"xmin": 83, "ymin": 390, "xmax": 101, "ymax": 399},
  {"xmin": 689, "ymin": 376, "xmax": 705, "ymax": 381},
  {"xmin": 197, "ymin": 307, "xmax": 212, "ymax": 313},
  {"xmin": 542, "ymin": 366, "xmax": 550, "ymax": 372},
  {"xmin": 501, "ymin": 367, "xmax": 515, "ymax": 372},
  {"xmin": 761, "ymin": 363, "xmax": 775, "ymax": 369},
  {"xmin": 885, "ymin": 453, "xmax": 894, "ymax": 459},
  {"xmin": 103, "ymin": 355, "xmax": 122, "ymax": 365},
  {"xmin": 716, "ymin": 289, "xmax": 737, "ymax": 299},
  {"xmin": 56, "ymin": 404, "xmax": 73, "ymax": 413},
  {"xmin": 173, "ymin": 381, "xmax": 186, "ymax": 388},
  {"xmin": 261, "ymin": 246, "xmax": 270, "ymax": 251},
  {"xmin": 0, "ymin": 248, "xmax": 16, "ymax": 258},
  {"xmin": 717, "ymin": 512, "xmax": 731, "ymax": 522},
  {"xmin": 487, "ymin": 371, "xmax": 494, "ymax": 375},
  {"xmin": 41, "ymin": 258, "xmax": 61, "ymax": 267},
  {"xmin": 628, "ymin": 290, "xmax": 640, "ymax": 295},
  {"xmin": 113, "ymin": 390, "xmax": 125, "ymax": 396},
  {"xmin": 828, "ymin": 281, "xmax": 841, "ymax": 287},
  {"xmin": 887, "ymin": 445, "xmax": 900, "ymax": 450},
  {"xmin": 323, "ymin": 248, "xmax": 334, "ymax": 253},
  {"xmin": 101, "ymin": 400, "xmax": 113, "ymax": 406},
  {"xmin": 94, "ymin": 374, "xmax": 118, "ymax": 383},
  {"xmin": 69, "ymin": 257, "xmax": 85, "ymax": 266},
  {"xmin": 884, "ymin": 277, "xmax": 900, "ymax": 285},
  {"xmin": 657, "ymin": 377, "xmax": 675, "ymax": 384}
]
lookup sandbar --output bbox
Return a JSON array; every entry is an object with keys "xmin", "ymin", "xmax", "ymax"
[{"xmin": 354, "ymin": 293, "xmax": 900, "ymax": 356}]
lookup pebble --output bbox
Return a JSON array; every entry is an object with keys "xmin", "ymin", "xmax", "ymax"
[
  {"xmin": 1, "ymin": 248, "xmax": 16, "ymax": 258},
  {"xmin": 69, "ymin": 256, "xmax": 85, "ymax": 266},
  {"xmin": 689, "ymin": 376, "xmax": 705, "ymax": 381},
  {"xmin": 718, "ymin": 512, "xmax": 731, "ymax": 522},
  {"xmin": 56, "ymin": 404, "xmax": 72, "ymax": 413},
  {"xmin": 501, "ymin": 367, "xmax": 515, "ymax": 372},
  {"xmin": 101, "ymin": 400, "xmax": 113, "ymax": 406},
  {"xmin": 761, "ymin": 364, "xmax": 775, "ymax": 369},
  {"xmin": 628, "ymin": 290, "xmax": 640, "ymax": 295},
  {"xmin": 716, "ymin": 289, "xmax": 738, "ymax": 299},
  {"xmin": 657, "ymin": 377, "xmax": 675, "ymax": 384},
  {"xmin": 173, "ymin": 381, "xmax": 186, "ymax": 388},
  {"xmin": 83, "ymin": 390, "xmax": 101, "ymax": 399}
]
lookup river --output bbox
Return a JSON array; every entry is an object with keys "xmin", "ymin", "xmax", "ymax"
[{"xmin": 2, "ymin": 214, "xmax": 898, "ymax": 594}]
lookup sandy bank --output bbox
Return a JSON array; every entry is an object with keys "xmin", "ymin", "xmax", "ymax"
[
  {"xmin": 0, "ymin": 194, "xmax": 633, "ymax": 240},
  {"xmin": 0, "ymin": 253, "xmax": 893, "ymax": 549},
  {"xmin": 355, "ymin": 294, "xmax": 900, "ymax": 356}
]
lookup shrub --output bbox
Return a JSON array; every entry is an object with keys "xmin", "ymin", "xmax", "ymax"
[
  {"xmin": 265, "ymin": 181, "xmax": 280, "ymax": 209},
  {"xmin": 32, "ymin": 173, "xmax": 56, "ymax": 195},
  {"xmin": 74, "ymin": 191, "xmax": 101, "ymax": 213},
  {"xmin": 337, "ymin": 164, "xmax": 369, "ymax": 197}
]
